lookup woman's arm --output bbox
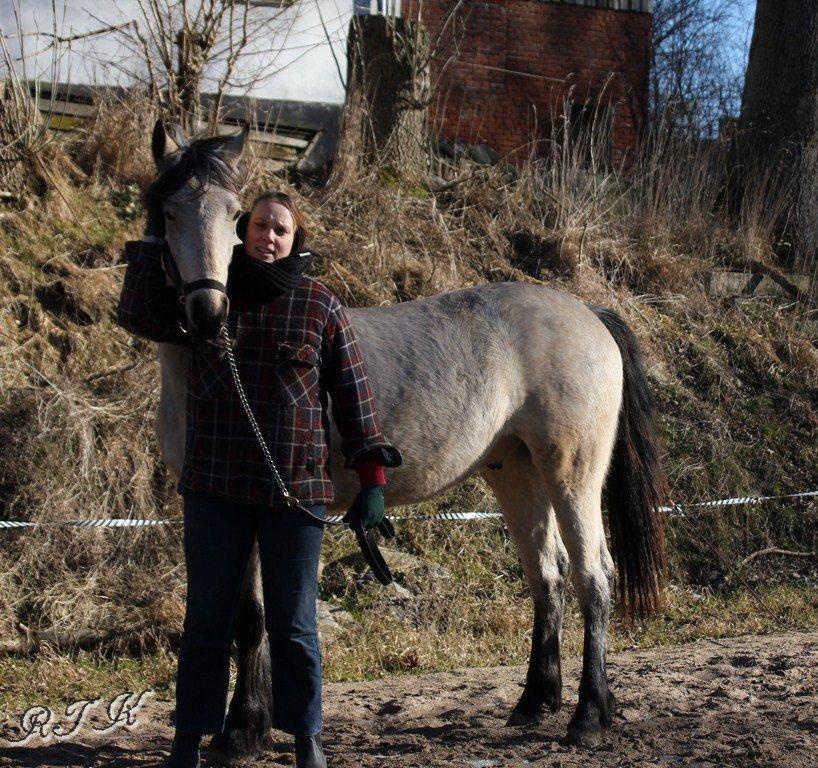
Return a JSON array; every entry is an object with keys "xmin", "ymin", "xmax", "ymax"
[
  {"xmin": 117, "ymin": 240, "xmax": 189, "ymax": 346},
  {"xmin": 321, "ymin": 296, "xmax": 402, "ymax": 478}
]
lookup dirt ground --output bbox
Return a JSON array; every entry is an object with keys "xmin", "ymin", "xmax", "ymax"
[{"xmin": 1, "ymin": 632, "xmax": 816, "ymax": 768}]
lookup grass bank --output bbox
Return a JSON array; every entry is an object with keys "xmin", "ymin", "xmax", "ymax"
[{"xmin": 0, "ymin": 100, "xmax": 815, "ymax": 714}]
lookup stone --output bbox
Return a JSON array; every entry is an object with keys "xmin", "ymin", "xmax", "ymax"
[
  {"xmin": 470, "ymin": 143, "xmax": 500, "ymax": 166},
  {"xmin": 708, "ymin": 269, "xmax": 813, "ymax": 299},
  {"xmin": 316, "ymin": 599, "xmax": 353, "ymax": 640},
  {"xmin": 327, "ymin": 547, "xmax": 450, "ymax": 583}
]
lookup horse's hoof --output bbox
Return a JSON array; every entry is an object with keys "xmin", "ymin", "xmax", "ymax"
[
  {"xmin": 208, "ymin": 727, "xmax": 272, "ymax": 759},
  {"xmin": 565, "ymin": 725, "xmax": 601, "ymax": 749},
  {"xmin": 600, "ymin": 690, "xmax": 617, "ymax": 727},
  {"xmin": 505, "ymin": 708, "xmax": 542, "ymax": 727}
]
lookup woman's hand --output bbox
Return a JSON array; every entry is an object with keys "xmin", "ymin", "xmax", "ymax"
[{"xmin": 342, "ymin": 486, "xmax": 385, "ymax": 531}]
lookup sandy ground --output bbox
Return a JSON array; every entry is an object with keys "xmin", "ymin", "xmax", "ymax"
[{"xmin": 1, "ymin": 631, "xmax": 816, "ymax": 768}]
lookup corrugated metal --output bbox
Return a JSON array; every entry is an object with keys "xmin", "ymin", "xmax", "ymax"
[{"xmin": 540, "ymin": 0, "xmax": 652, "ymax": 12}]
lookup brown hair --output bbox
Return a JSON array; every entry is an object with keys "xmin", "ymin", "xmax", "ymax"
[{"xmin": 247, "ymin": 191, "xmax": 308, "ymax": 255}]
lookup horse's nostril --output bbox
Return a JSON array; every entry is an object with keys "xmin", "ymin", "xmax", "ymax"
[{"xmin": 188, "ymin": 290, "xmax": 228, "ymax": 340}]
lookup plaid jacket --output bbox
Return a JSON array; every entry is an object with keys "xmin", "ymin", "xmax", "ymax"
[{"xmin": 117, "ymin": 241, "xmax": 402, "ymax": 508}]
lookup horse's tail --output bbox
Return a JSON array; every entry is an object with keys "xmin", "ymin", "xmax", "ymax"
[{"xmin": 590, "ymin": 305, "xmax": 668, "ymax": 619}]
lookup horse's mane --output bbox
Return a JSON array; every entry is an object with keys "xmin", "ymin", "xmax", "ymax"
[{"xmin": 144, "ymin": 133, "xmax": 241, "ymax": 234}]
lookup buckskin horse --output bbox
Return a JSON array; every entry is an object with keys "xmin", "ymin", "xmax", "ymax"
[{"xmin": 143, "ymin": 121, "xmax": 666, "ymax": 751}]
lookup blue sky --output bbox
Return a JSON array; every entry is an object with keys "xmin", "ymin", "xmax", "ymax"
[{"xmin": 722, "ymin": 0, "xmax": 757, "ymax": 85}]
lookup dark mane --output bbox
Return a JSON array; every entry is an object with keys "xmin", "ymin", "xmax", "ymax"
[{"xmin": 144, "ymin": 134, "xmax": 241, "ymax": 235}]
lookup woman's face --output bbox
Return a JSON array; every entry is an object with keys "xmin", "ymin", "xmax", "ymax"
[{"xmin": 243, "ymin": 200, "xmax": 296, "ymax": 263}]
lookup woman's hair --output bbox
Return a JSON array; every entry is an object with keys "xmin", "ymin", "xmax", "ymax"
[{"xmin": 244, "ymin": 191, "xmax": 308, "ymax": 255}]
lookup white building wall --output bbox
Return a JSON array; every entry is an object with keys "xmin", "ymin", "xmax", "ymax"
[{"xmin": 1, "ymin": 0, "xmax": 357, "ymax": 104}]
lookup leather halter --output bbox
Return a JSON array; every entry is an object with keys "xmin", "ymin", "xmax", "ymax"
[
  {"xmin": 159, "ymin": 240, "xmax": 228, "ymax": 299},
  {"xmin": 352, "ymin": 517, "xmax": 395, "ymax": 585}
]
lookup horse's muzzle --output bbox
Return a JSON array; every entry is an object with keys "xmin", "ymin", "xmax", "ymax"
[{"xmin": 186, "ymin": 289, "xmax": 228, "ymax": 340}]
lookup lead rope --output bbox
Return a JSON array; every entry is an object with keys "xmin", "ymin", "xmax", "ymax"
[
  {"xmin": 219, "ymin": 324, "xmax": 396, "ymax": 585},
  {"xmin": 220, "ymin": 325, "xmax": 341, "ymax": 527}
]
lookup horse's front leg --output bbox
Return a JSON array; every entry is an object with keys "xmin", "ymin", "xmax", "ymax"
[
  {"xmin": 156, "ymin": 343, "xmax": 188, "ymax": 481},
  {"xmin": 208, "ymin": 543, "xmax": 275, "ymax": 757}
]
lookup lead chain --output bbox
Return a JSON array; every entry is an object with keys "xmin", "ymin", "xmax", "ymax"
[{"xmin": 220, "ymin": 326, "xmax": 338, "ymax": 525}]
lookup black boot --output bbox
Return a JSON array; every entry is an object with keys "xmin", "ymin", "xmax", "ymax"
[
  {"xmin": 161, "ymin": 730, "xmax": 202, "ymax": 768},
  {"xmin": 294, "ymin": 733, "xmax": 327, "ymax": 768}
]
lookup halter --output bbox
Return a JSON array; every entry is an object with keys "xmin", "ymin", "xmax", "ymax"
[{"xmin": 159, "ymin": 240, "xmax": 228, "ymax": 300}]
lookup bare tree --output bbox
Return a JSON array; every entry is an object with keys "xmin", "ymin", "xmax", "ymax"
[
  {"xmin": 100, "ymin": 0, "xmax": 302, "ymax": 132},
  {"xmin": 651, "ymin": 0, "xmax": 748, "ymax": 137},
  {"xmin": 345, "ymin": 11, "xmax": 430, "ymax": 178},
  {"xmin": 332, "ymin": 1, "xmax": 470, "ymax": 187}
]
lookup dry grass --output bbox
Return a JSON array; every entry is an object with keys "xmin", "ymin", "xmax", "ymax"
[
  {"xmin": 0, "ymin": 94, "xmax": 815, "ymax": 712},
  {"xmin": 75, "ymin": 90, "xmax": 158, "ymax": 189}
]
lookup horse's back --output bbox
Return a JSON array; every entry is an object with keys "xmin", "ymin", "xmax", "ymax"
[
  {"xmin": 327, "ymin": 281, "xmax": 622, "ymax": 507},
  {"xmin": 346, "ymin": 280, "xmax": 620, "ymax": 392}
]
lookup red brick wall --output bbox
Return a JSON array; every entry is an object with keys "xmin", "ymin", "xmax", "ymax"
[{"xmin": 403, "ymin": 1, "xmax": 652, "ymax": 164}]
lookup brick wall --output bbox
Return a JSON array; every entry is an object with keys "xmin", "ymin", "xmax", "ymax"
[{"xmin": 403, "ymin": 0, "xmax": 652, "ymax": 164}]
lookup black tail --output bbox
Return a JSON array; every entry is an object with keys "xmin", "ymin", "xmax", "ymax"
[{"xmin": 590, "ymin": 305, "xmax": 668, "ymax": 618}]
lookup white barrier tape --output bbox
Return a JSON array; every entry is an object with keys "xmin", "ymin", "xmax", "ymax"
[
  {"xmin": 662, "ymin": 489, "xmax": 818, "ymax": 517},
  {"xmin": 0, "ymin": 519, "xmax": 175, "ymax": 529},
  {"xmin": 1, "ymin": 490, "xmax": 815, "ymax": 530}
]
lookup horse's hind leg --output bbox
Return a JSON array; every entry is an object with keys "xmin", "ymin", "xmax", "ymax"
[
  {"xmin": 535, "ymin": 447, "xmax": 616, "ymax": 748},
  {"xmin": 208, "ymin": 542, "xmax": 274, "ymax": 757},
  {"xmin": 481, "ymin": 452, "xmax": 568, "ymax": 725}
]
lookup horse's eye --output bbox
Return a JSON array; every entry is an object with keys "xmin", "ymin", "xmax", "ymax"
[
  {"xmin": 232, "ymin": 211, "xmax": 241, "ymax": 221},
  {"xmin": 165, "ymin": 211, "xmax": 175, "ymax": 222}
]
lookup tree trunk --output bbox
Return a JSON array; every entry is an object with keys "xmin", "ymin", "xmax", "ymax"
[
  {"xmin": 333, "ymin": 15, "xmax": 430, "ymax": 186},
  {"xmin": 738, "ymin": 0, "xmax": 818, "ymax": 278},
  {"xmin": 176, "ymin": 29, "xmax": 208, "ymax": 133}
]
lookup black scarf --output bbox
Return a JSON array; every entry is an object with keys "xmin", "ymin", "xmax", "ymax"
[{"xmin": 227, "ymin": 244, "xmax": 312, "ymax": 301}]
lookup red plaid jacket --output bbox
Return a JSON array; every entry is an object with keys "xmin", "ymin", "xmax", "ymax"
[{"xmin": 116, "ymin": 241, "xmax": 401, "ymax": 508}]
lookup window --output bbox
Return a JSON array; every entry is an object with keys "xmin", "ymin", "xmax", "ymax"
[{"xmin": 353, "ymin": 1, "xmax": 402, "ymax": 16}]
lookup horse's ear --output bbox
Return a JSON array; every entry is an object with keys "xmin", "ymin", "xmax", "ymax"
[
  {"xmin": 219, "ymin": 123, "xmax": 250, "ymax": 165},
  {"xmin": 151, "ymin": 120, "xmax": 182, "ymax": 166}
]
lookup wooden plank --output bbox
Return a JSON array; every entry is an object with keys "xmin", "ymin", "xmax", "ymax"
[
  {"xmin": 32, "ymin": 97, "xmax": 316, "ymax": 164},
  {"xmin": 215, "ymin": 122, "xmax": 310, "ymax": 149}
]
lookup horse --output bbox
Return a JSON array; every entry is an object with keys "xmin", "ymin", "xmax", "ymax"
[{"xmin": 144, "ymin": 120, "xmax": 666, "ymax": 752}]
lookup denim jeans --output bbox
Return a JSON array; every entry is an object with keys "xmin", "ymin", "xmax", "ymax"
[{"xmin": 174, "ymin": 492, "xmax": 325, "ymax": 737}]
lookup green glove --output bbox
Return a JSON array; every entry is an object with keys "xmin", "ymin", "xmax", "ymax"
[{"xmin": 342, "ymin": 486, "xmax": 385, "ymax": 531}]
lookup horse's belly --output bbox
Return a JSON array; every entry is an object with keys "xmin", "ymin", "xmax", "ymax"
[{"xmin": 325, "ymin": 390, "xmax": 513, "ymax": 513}]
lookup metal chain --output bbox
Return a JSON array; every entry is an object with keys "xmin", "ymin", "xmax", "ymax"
[{"xmin": 219, "ymin": 326, "xmax": 340, "ymax": 526}]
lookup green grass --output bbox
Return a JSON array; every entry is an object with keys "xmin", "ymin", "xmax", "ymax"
[{"xmin": 0, "ymin": 646, "xmax": 178, "ymax": 716}]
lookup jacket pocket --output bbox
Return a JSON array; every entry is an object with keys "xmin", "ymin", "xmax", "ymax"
[{"xmin": 272, "ymin": 341, "xmax": 320, "ymax": 406}]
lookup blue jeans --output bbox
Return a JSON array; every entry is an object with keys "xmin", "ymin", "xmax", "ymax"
[{"xmin": 174, "ymin": 492, "xmax": 325, "ymax": 736}]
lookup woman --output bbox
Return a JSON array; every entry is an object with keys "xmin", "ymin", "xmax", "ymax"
[{"xmin": 117, "ymin": 191, "xmax": 402, "ymax": 768}]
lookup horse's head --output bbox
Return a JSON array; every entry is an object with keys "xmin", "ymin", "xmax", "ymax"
[{"xmin": 146, "ymin": 119, "xmax": 248, "ymax": 340}]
